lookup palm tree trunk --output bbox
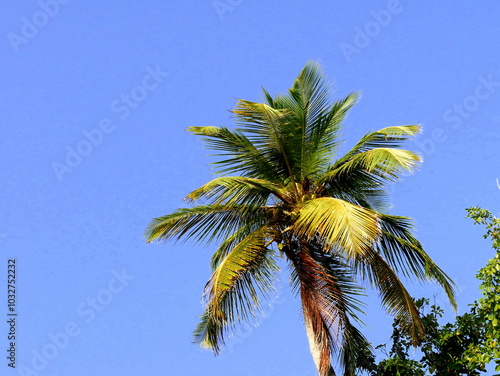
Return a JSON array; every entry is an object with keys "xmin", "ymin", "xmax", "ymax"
[{"xmin": 303, "ymin": 312, "xmax": 337, "ymax": 376}]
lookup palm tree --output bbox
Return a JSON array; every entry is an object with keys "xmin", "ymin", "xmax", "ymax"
[{"xmin": 145, "ymin": 61, "xmax": 456, "ymax": 376}]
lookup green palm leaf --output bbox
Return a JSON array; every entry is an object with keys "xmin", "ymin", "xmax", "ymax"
[
  {"xmin": 187, "ymin": 126, "xmax": 278, "ymax": 180},
  {"xmin": 353, "ymin": 247, "xmax": 424, "ymax": 342},
  {"xmin": 210, "ymin": 223, "xmax": 263, "ymax": 270},
  {"xmin": 145, "ymin": 204, "xmax": 270, "ymax": 245},
  {"xmin": 305, "ymin": 92, "xmax": 359, "ymax": 177},
  {"xmin": 186, "ymin": 176, "xmax": 288, "ymax": 206},
  {"xmin": 327, "ymin": 147, "xmax": 421, "ymax": 184},
  {"xmin": 193, "ymin": 226, "xmax": 279, "ymax": 353},
  {"xmin": 377, "ymin": 214, "xmax": 457, "ymax": 309},
  {"xmin": 293, "ymin": 197, "xmax": 380, "ymax": 258},
  {"xmin": 342, "ymin": 125, "xmax": 421, "ymax": 158},
  {"xmin": 233, "ymin": 100, "xmax": 300, "ymax": 191}
]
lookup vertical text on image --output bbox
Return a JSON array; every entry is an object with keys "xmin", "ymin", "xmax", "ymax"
[{"xmin": 6, "ymin": 259, "xmax": 17, "ymax": 369}]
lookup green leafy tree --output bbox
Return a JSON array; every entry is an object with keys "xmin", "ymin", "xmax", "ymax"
[
  {"xmin": 465, "ymin": 207, "xmax": 500, "ymax": 373},
  {"xmin": 366, "ymin": 207, "xmax": 500, "ymax": 375},
  {"xmin": 368, "ymin": 298, "xmax": 486, "ymax": 375},
  {"xmin": 145, "ymin": 62, "xmax": 456, "ymax": 375}
]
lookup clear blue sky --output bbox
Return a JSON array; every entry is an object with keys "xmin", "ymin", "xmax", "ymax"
[{"xmin": 1, "ymin": 1, "xmax": 499, "ymax": 375}]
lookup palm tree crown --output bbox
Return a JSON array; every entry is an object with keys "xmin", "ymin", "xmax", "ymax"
[{"xmin": 145, "ymin": 61, "xmax": 456, "ymax": 376}]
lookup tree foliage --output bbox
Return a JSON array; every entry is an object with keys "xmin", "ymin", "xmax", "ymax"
[
  {"xmin": 365, "ymin": 207, "xmax": 500, "ymax": 375},
  {"xmin": 465, "ymin": 206, "xmax": 500, "ymax": 373}
]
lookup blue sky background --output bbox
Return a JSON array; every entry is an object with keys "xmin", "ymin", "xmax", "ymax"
[{"xmin": 1, "ymin": 1, "xmax": 499, "ymax": 375}]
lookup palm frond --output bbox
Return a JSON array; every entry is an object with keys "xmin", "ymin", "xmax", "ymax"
[
  {"xmin": 338, "ymin": 323, "xmax": 373, "ymax": 376},
  {"xmin": 210, "ymin": 221, "xmax": 267, "ymax": 270},
  {"xmin": 318, "ymin": 126, "xmax": 421, "ymax": 206},
  {"xmin": 341, "ymin": 125, "xmax": 421, "ymax": 159},
  {"xmin": 304, "ymin": 92, "xmax": 359, "ymax": 177},
  {"xmin": 187, "ymin": 126, "xmax": 279, "ymax": 180},
  {"xmin": 263, "ymin": 63, "xmax": 358, "ymax": 181},
  {"xmin": 145, "ymin": 204, "xmax": 270, "ymax": 245},
  {"xmin": 186, "ymin": 176, "xmax": 288, "ymax": 206},
  {"xmin": 293, "ymin": 197, "xmax": 380, "ymax": 259},
  {"xmin": 377, "ymin": 215, "xmax": 457, "ymax": 309},
  {"xmin": 193, "ymin": 227, "xmax": 279, "ymax": 353},
  {"xmin": 331, "ymin": 148, "xmax": 421, "ymax": 183},
  {"xmin": 353, "ymin": 248, "xmax": 424, "ymax": 342},
  {"xmin": 272, "ymin": 62, "xmax": 333, "ymax": 180},
  {"xmin": 318, "ymin": 168, "xmax": 389, "ymax": 214},
  {"xmin": 233, "ymin": 100, "xmax": 300, "ymax": 191}
]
